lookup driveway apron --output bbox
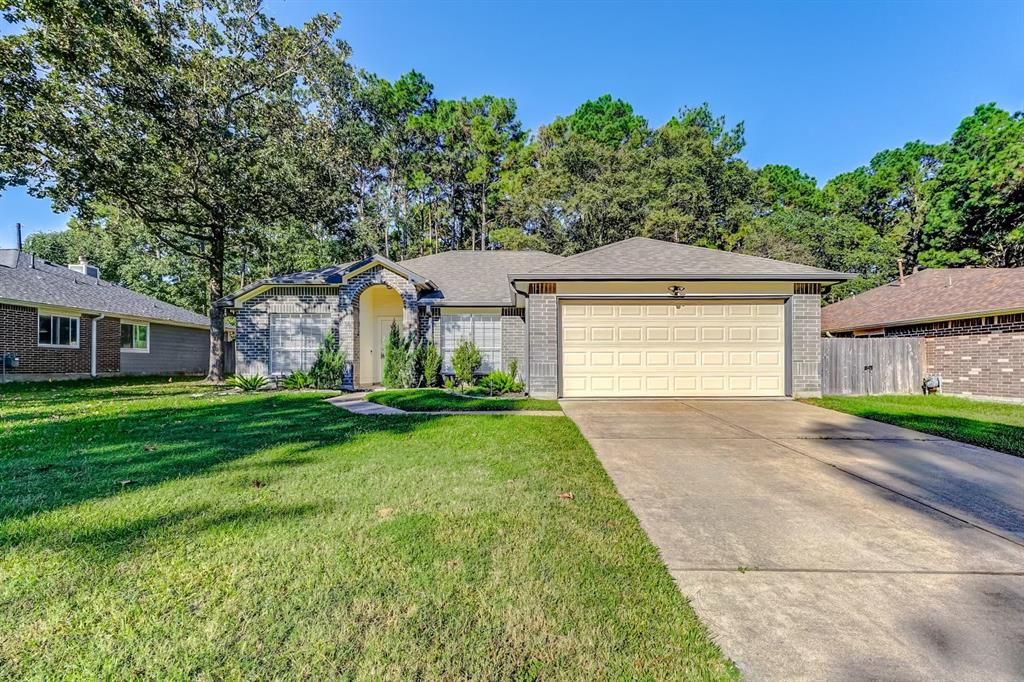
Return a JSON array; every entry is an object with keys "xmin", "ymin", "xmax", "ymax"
[{"xmin": 561, "ymin": 398, "xmax": 1024, "ymax": 681}]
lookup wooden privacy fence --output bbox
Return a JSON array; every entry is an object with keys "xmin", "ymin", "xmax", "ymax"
[{"xmin": 820, "ymin": 337, "xmax": 925, "ymax": 395}]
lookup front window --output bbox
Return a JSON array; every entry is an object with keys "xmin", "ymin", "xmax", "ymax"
[
  {"xmin": 270, "ymin": 313, "xmax": 331, "ymax": 375},
  {"xmin": 440, "ymin": 313, "xmax": 501, "ymax": 374},
  {"xmin": 38, "ymin": 313, "xmax": 79, "ymax": 348},
  {"xmin": 121, "ymin": 322, "xmax": 150, "ymax": 352}
]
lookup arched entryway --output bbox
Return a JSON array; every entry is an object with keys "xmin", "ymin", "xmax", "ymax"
[{"xmin": 358, "ymin": 284, "xmax": 405, "ymax": 385}]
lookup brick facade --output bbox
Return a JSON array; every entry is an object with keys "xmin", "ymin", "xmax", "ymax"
[
  {"xmin": 0, "ymin": 303, "xmax": 120, "ymax": 376},
  {"xmin": 791, "ymin": 294, "xmax": 823, "ymax": 397},
  {"xmin": 923, "ymin": 333, "xmax": 1023, "ymax": 400},
  {"xmin": 338, "ymin": 266, "xmax": 419, "ymax": 389},
  {"xmin": 526, "ymin": 293, "xmax": 558, "ymax": 398},
  {"xmin": 234, "ymin": 287, "xmax": 342, "ymax": 377},
  {"xmin": 501, "ymin": 309, "xmax": 526, "ymax": 374}
]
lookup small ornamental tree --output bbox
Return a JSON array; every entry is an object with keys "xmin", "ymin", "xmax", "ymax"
[
  {"xmin": 451, "ymin": 339, "xmax": 482, "ymax": 387},
  {"xmin": 309, "ymin": 333, "xmax": 346, "ymax": 389},
  {"xmin": 382, "ymin": 322, "xmax": 411, "ymax": 388},
  {"xmin": 422, "ymin": 343, "xmax": 442, "ymax": 387}
]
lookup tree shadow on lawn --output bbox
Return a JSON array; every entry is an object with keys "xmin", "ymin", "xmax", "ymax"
[
  {"xmin": 0, "ymin": 391, "xmax": 435, "ymax": 525},
  {"xmin": 845, "ymin": 409, "xmax": 1024, "ymax": 458}
]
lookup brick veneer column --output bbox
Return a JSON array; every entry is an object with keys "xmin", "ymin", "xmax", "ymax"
[
  {"xmin": 791, "ymin": 294, "xmax": 822, "ymax": 397},
  {"xmin": 501, "ymin": 309, "xmax": 526, "ymax": 374},
  {"xmin": 526, "ymin": 294, "xmax": 558, "ymax": 398},
  {"xmin": 338, "ymin": 266, "xmax": 418, "ymax": 389}
]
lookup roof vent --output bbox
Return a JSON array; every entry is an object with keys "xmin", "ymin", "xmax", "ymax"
[{"xmin": 68, "ymin": 256, "xmax": 100, "ymax": 280}]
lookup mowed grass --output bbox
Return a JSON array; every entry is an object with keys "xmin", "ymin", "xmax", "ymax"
[
  {"xmin": 0, "ymin": 378, "xmax": 735, "ymax": 680},
  {"xmin": 368, "ymin": 388, "xmax": 562, "ymax": 412},
  {"xmin": 805, "ymin": 394, "xmax": 1024, "ymax": 457}
]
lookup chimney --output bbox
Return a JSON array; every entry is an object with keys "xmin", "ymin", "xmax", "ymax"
[
  {"xmin": 68, "ymin": 256, "xmax": 101, "ymax": 281},
  {"xmin": 897, "ymin": 259, "xmax": 905, "ymax": 286}
]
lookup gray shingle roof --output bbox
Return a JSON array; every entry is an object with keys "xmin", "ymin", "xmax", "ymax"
[
  {"xmin": 515, "ymin": 237, "xmax": 853, "ymax": 281},
  {"xmin": 399, "ymin": 250, "xmax": 565, "ymax": 305},
  {"xmin": 0, "ymin": 250, "xmax": 209, "ymax": 327}
]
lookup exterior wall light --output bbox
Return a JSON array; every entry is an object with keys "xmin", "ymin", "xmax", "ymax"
[{"xmin": 668, "ymin": 285, "xmax": 686, "ymax": 297}]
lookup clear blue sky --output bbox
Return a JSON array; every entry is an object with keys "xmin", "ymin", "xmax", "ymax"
[{"xmin": 2, "ymin": 0, "xmax": 1021, "ymax": 248}]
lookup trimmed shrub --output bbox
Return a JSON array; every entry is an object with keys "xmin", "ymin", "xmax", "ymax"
[
  {"xmin": 309, "ymin": 333, "xmax": 346, "ymax": 389},
  {"xmin": 422, "ymin": 343, "xmax": 442, "ymax": 387},
  {"xmin": 452, "ymin": 339, "xmax": 482, "ymax": 386}
]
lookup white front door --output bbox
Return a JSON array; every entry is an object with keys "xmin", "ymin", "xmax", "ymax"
[{"xmin": 373, "ymin": 317, "xmax": 400, "ymax": 384}]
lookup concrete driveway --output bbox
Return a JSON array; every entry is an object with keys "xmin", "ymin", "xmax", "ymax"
[{"xmin": 561, "ymin": 399, "xmax": 1024, "ymax": 681}]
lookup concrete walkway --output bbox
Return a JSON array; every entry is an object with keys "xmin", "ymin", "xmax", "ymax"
[{"xmin": 561, "ymin": 398, "xmax": 1024, "ymax": 681}]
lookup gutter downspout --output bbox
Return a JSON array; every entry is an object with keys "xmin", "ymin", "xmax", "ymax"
[{"xmin": 91, "ymin": 314, "xmax": 106, "ymax": 377}]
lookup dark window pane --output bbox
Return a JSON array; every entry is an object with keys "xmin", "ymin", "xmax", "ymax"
[
  {"xmin": 121, "ymin": 324, "xmax": 133, "ymax": 348},
  {"xmin": 70, "ymin": 318, "xmax": 78, "ymax": 344},
  {"xmin": 58, "ymin": 317, "xmax": 71, "ymax": 345},
  {"xmin": 39, "ymin": 315, "xmax": 52, "ymax": 344}
]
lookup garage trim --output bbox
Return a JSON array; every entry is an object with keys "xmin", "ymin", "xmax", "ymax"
[{"xmin": 556, "ymin": 295, "xmax": 793, "ymax": 398}]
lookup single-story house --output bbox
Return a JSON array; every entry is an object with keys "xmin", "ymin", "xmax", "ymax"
[
  {"xmin": 0, "ymin": 249, "xmax": 210, "ymax": 381},
  {"xmin": 219, "ymin": 237, "xmax": 850, "ymax": 398},
  {"xmin": 821, "ymin": 267, "xmax": 1024, "ymax": 401}
]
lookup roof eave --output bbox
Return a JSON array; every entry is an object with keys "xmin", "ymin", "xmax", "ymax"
[
  {"xmin": 508, "ymin": 272, "xmax": 854, "ymax": 283},
  {"xmin": 0, "ymin": 296, "xmax": 208, "ymax": 328},
  {"xmin": 823, "ymin": 305, "xmax": 1024, "ymax": 334}
]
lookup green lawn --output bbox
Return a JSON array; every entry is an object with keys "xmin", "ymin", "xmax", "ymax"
[
  {"xmin": 805, "ymin": 394, "xmax": 1024, "ymax": 457},
  {"xmin": 368, "ymin": 388, "xmax": 562, "ymax": 412},
  {"xmin": 0, "ymin": 378, "xmax": 734, "ymax": 680}
]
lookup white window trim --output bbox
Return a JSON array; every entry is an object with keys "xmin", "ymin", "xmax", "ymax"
[
  {"xmin": 37, "ymin": 310, "xmax": 80, "ymax": 349},
  {"xmin": 269, "ymin": 313, "xmax": 332, "ymax": 376},
  {"xmin": 120, "ymin": 321, "xmax": 151, "ymax": 354},
  {"xmin": 439, "ymin": 312, "xmax": 501, "ymax": 375}
]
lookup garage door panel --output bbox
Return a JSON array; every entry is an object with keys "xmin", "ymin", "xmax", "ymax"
[{"xmin": 561, "ymin": 300, "xmax": 785, "ymax": 397}]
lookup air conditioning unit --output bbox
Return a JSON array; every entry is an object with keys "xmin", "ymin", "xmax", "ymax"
[{"xmin": 2, "ymin": 353, "xmax": 18, "ymax": 369}]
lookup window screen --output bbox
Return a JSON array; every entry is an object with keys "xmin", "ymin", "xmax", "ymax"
[
  {"xmin": 120, "ymin": 323, "xmax": 149, "ymax": 350},
  {"xmin": 270, "ymin": 314, "xmax": 331, "ymax": 375},
  {"xmin": 440, "ymin": 313, "xmax": 501, "ymax": 373}
]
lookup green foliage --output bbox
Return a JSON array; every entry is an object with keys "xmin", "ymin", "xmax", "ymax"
[
  {"xmin": 421, "ymin": 343, "xmax": 442, "ymax": 388},
  {"xmin": 382, "ymin": 322, "xmax": 414, "ymax": 389},
  {"xmin": 508, "ymin": 358, "xmax": 519, "ymax": 382},
  {"xmin": 477, "ymin": 370, "xmax": 523, "ymax": 395},
  {"xmin": 488, "ymin": 227, "xmax": 549, "ymax": 251},
  {"xmin": 226, "ymin": 374, "xmax": 269, "ymax": 391},
  {"xmin": 281, "ymin": 371, "xmax": 315, "ymax": 390},
  {"xmin": 309, "ymin": 333, "xmax": 347, "ymax": 390},
  {"xmin": 451, "ymin": 340, "xmax": 482, "ymax": 386},
  {"xmin": 443, "ymin": 376, "xmax": 456, "ymax": 390}
]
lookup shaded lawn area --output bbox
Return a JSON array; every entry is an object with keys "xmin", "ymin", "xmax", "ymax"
[
  {"xmin": 0, "ymin": 378, "xmax": 734, "ymax": 680},
  {"xmin": 368, "ymin": 388, "xmax": 561, "ymax": 412},
  {"xmin": 805, "ymin": 394, "xmax": 1024, "ymax": 457}
]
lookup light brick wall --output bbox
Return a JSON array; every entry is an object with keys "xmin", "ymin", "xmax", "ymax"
[
  {"xmin": 501, "ymin": 310, "xmax": 526, "ymax": 374},
  {"xmin": 338, "ymin": 266, "xmax": 418, "ymax": 388},
  {"xmin": 234, "ymin": 289, "xmax": 341, "ymax": 377},
  {"xmin": 925, "ymin": 333, "xmax": 1024, "ymax": 401},
  {"xmin": 791, "ymin": 294, "xmax": 822, "ymax": 397},
  {"xmin": 526, "ymin": 294, "xmax": 558, "ymax": 398}
]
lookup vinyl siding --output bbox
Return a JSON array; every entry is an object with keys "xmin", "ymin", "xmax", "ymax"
[{"xmin": 120, "ymin": 323, "xmax": 208, "ymax": 375}]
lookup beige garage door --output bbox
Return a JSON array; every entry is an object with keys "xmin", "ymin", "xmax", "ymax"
[{"xmin": 560, "ymin": 300, "xmax": 786, "ymax": 397}]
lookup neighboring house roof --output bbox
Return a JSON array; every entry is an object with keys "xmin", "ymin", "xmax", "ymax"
[
  {"xmin": 821, "ymin": 267, "xmax": 1024, "ymax": 332},
  {"xmin": 0, "ymin": 249, "xmax": 209, "ymax": 328},
  {"xmin": 512, "ymin": 237, "xmax": 852, "ymax": 281},
  {"xmin": 398, "ymin": 250, "xmax": 565, "ymax": 305}
]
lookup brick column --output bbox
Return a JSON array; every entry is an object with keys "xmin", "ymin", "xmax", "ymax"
[
  {"xmin": 526, "ymin": 294, "xmax": 558, "ymax": 398},
  {"xmin": 791, "ymin": 293, "xmax": 822, "ymax": 397}
]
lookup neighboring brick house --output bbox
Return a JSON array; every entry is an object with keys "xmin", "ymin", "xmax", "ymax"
[
  {"xmin": 219, "ymin": 237, "xmax": 851, "ymax": 398},
  {"xmin": 0, "ymin": 250, "xmax": 210, "ymax": 382},
  {"xmin": 821, "ymin": 268, "xmax": 1024, "ymax": 401}
]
